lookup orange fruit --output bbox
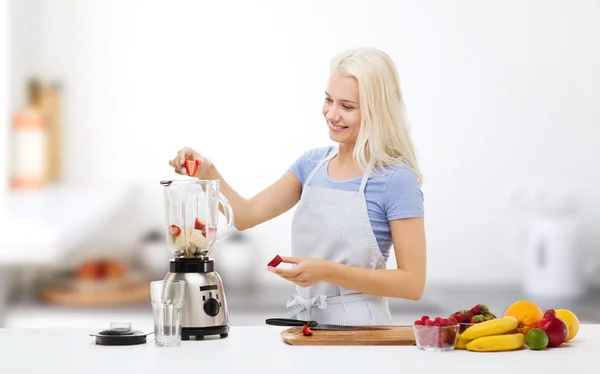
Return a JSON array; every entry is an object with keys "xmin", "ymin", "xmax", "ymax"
[
  {"xmin": 555, "ymin": 309, "xmax": 580, "ymax": 341},
  {"xmin": 504, "ymin": 300, "xmax": 544, "ymax": 334}
]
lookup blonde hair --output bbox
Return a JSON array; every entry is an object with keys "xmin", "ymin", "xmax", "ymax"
[{"xmin": 329, "ymin": 47, "xmax": 423, "ymax": 185}]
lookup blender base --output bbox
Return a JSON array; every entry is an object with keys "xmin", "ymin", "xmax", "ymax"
[{"xmin": 181, "ymin": 325, "xmax": 229, "ymax": 340}]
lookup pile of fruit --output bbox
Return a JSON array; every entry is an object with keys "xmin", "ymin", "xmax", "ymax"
[
  {"xmin": 454, "ymin": 301, "xmax": 579, "ymax": 352},
  {"xmin": 413, "ymin": 301, "xmax": 581, "ymax": 352},
  {"xmin": 77, "ymin": 259, "xmax": 127, "ymax": 280}
]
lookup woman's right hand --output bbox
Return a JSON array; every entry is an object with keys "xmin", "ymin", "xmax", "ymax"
[{"xmin": 168, "ymin": 146, "xmax": 214, "ymax": 179}]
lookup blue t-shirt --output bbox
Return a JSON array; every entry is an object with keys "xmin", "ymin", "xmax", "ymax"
[{"xmin": 289, "ymin": 145, "xmax": 424, "ymax": 260}]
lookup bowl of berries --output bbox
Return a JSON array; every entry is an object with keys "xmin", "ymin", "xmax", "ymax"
[{"xmin": 412, "ymin": 316, "xmax": 460, "ymax": 352}]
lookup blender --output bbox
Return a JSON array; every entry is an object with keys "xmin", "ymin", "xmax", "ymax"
[{"xmin": 160, "ymin": 179, "xmax": 234, "ymax": 340}]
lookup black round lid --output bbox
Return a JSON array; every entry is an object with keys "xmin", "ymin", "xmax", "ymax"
[{"xmin": 90, "ymin": 322, "xmax": 151, "ymax": 346}]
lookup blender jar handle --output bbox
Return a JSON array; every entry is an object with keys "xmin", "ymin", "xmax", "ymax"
[{"xmin": 216, "ymin": 193, "xmax": 234, "ymax": 243}]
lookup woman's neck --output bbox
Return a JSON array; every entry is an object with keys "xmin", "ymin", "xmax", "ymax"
[{"xmin": 336, "ymin": 143, "xmax": 355, "ymax": 165}]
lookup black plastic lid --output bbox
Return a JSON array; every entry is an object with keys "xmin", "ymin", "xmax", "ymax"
[{"xmin": 90, "ymin": 322, "xmax": 152, "ymax": 346}]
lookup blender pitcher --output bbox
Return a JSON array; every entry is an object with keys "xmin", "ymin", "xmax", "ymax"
[{"xmin": 160, "ymin": 179, "xmax": 234, "ymax": 258}]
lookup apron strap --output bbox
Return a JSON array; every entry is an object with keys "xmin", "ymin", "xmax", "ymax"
[
  {"xmin": 304, "ymin": 147, "xmax": 338, "ymax": 187},
  {"xmin": 303, "ymin": 146, "xmax": 372, "ymax": 194},
  {"xmin": 358, "ymin": 159, "xmax": 374, "ymax": 194}
]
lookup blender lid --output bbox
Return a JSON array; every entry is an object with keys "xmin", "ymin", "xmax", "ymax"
[
  {"xmin": 159, "ymin": 179, "xmax": 219, "ymax": 186},
  {"xmin": 89, "ymin": 321, "xmax": 152, "ymax": 346}
]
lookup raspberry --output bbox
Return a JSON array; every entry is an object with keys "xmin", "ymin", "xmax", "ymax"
[
  {"xmin": 414, "ymin": 320, "xmax": 424, "ymax": 325},
  {"xmin": 421, "ymin": 315, "xmax": 430, "ymax": 322},
  {"xmin": 425, "ymin": 320, "xmax": 434, "ymax": 326}
]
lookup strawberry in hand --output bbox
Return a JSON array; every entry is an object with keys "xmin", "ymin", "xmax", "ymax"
[
  {"xmin": 169, "ymin": 147, "xmax": 214, "ymax": 179},
  {"xmin": 185, "ymin": 159, "xmax": 200, "ymax": 177}
]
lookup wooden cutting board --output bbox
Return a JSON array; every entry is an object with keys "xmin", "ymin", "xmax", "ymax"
[{"xmin": 281, "ymin": 325, "xmax": 415, "ymax": 346}]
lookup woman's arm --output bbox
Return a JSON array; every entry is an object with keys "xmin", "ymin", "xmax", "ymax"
[
  {"xmin": 209, "ymin": 165, "xmax": 302, "ymax": 231},
  {"xmin": 325, "ymin": 217, "xmax": 427, "ymax": 300}
]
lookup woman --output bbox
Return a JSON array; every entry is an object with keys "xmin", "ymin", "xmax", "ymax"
[{"xmin": 168, "ymin": 47, "xmax": 426, "ymax": 326}]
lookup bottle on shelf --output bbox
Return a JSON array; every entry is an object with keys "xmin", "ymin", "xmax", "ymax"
[{"xmin": 10, "ymin": 79, "xmax": 48, "ymax": 190}]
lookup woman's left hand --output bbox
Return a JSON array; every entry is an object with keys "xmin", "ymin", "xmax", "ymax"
[{"xmin": 267, "ymin": 256, "xmax": 334, "ymax": 287}]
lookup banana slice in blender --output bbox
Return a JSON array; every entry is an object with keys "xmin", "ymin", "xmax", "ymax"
[
  {"xmin": 189, "ymin": 229, "xmax": 209, "ymax": 249},
  {"xmin": 174, "ymin": 233, "xmax": 187, "ymax": 251}
]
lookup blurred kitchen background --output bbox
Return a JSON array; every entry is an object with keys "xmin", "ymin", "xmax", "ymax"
[{"xmin": 0, "ymin": 0, "xmax": 599, "ymax": 330}]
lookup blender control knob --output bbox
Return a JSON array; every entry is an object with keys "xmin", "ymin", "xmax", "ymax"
[{"xmin": 203, "ymin": 298, "xmax": 220, "ymax": 317}]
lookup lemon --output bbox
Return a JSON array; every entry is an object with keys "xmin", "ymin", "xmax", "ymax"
[
  {"xmin": 555, "ymin": 309, "xmax": 580, "ymax": 342},
  {"xmin": 525, "ymin": 328, "xmax": 549, "ymax": 350}
]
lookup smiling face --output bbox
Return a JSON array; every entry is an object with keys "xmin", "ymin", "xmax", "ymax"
[{"xmin": 322, "ymin": 72, "xmax": 361, "ymax": 146}]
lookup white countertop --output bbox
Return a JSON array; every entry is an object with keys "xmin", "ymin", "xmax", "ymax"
[{"xmin": 0, "ymin": 325, "xmax": 598, "ymax": 374}]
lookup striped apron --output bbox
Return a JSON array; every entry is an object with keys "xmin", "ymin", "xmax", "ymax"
[{"xmin": 283, "ymin": 148, "xmax": 394, "ymax": 325}]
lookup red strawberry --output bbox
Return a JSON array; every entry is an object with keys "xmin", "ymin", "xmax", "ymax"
[
  {"xmin": 185, "ymin": 159, "xmax": 200, "ymax": 177},
  {"xmin": 301, "ymin": 324, "xmax": 313, "ymax": 336},
  {"xmin": 195, "ymin": 218, "xmax": 207, "ymax": 237},
  {"xmin": 267, "ymin": 254, "xmax": 283, "ymax": 268},
  {"xmin": 169, "ymin": 225, "xmax": 181, "ymax": 236},
  {"xmin": 470, "ymin": 304, "xmax": 490, "ymax": 316},
  {"xmin": 470, "ymin": 314, "xmax": 494, "ymax": 323},
  {"xmin": 449, "ymin": 310, "xmax": 473, "ymax": 324}
]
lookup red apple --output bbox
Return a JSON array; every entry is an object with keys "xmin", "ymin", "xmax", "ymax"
[{"xmin": 536, "ymin": 309, "xmax": 569, "ymax": 347}]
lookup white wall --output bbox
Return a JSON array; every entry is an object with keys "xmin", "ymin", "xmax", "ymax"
[
  {"xmin": 0, "ymin": 0, "xmax": 8, "ymax": 197},
  {"xmin": 8, "ymin": 0, "xmax": 600, "ymax": 287}
]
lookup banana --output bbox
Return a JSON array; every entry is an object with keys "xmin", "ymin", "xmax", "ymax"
[
  {"xmin": 455, "ymin": 337, "xmax": 467, "ymax": 350},
  {"xmin": 466, "ymin": 333, "xmax": 525, "ymax": 352},
  {"xmin": 460, "ymin": 316, "xmax": 518, "ymax": 342}
]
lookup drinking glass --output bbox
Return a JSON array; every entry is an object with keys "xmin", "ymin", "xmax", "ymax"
[{"xmin": 150, "ymin": 280, "xmax": 186, "ymax": 347}]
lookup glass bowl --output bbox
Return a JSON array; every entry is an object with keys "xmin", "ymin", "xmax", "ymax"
[
  {"xmin": 412, "ymin": 324, "xmax": 460, "ymax": 352},
  {"xmin": 459, "ymin": 322, "xmax": 476, "ymax": 333}
]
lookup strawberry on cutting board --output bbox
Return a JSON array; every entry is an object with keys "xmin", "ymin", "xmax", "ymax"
[
  {"xmin": 185, "ymin": 159, "xmax": 200, "ymax": 177},
  {"xmin": 301, "ymin": 324, "xmax": 313, "ymax": 336}
]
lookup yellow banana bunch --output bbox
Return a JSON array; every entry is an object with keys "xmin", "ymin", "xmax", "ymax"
[
  {"xmin": 460, "ymin": 316, "xmax": 518, "ymax": 341},
  {"xmin": 466, "ymin": 333, "xmax": 525, "ymax": 352},
  {"xmin": 455, "ymin": 316, "xmax": 525, "ymax": 352},
  {"xmin": 455, "ymin": 338, "xmax": 467, "ymax": 350}
]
